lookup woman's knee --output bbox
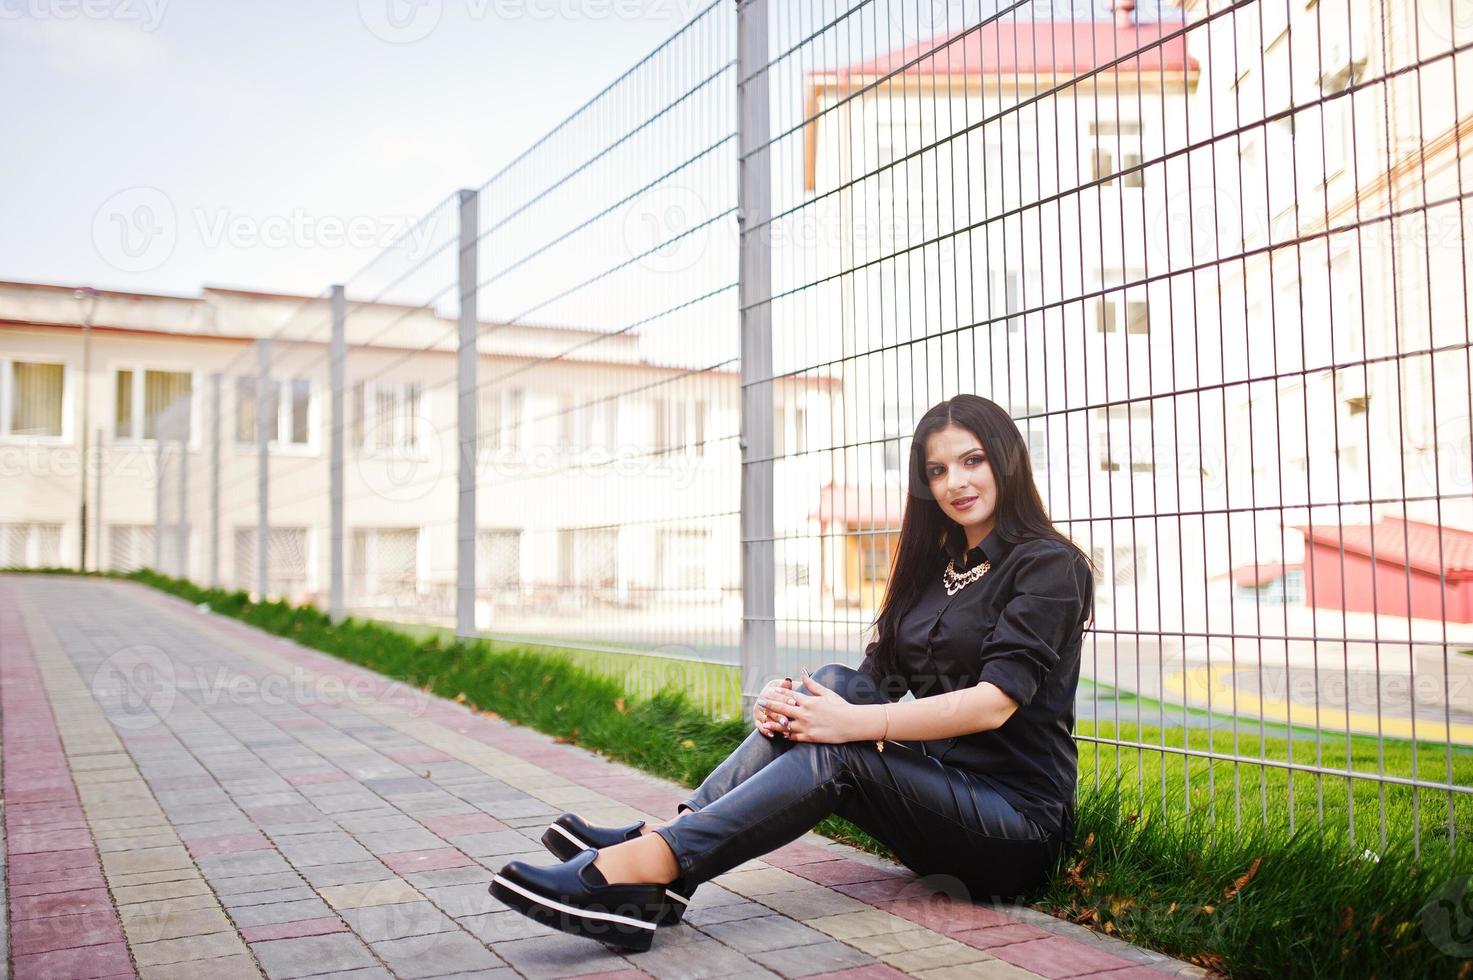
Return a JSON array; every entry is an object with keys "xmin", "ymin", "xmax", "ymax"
[{"xmin": 801, "ymin": 661, "xmax": 887, "ymax": 705}]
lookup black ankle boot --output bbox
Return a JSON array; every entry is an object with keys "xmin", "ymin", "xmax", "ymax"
[
  {"xmin": 540, "ymin": 812, "xmax": 697, "ymax": 926},
  {"xmin": 489, "ymin": 849, "xmax": 665, "ymax": 952}
]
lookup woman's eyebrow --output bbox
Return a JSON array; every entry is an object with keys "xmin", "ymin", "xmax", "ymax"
[{"xmin": 924, "ymin": 447, "xmax": 985, "ymax": 465}]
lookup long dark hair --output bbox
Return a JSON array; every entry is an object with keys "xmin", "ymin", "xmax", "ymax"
[{"xmin": 867, "ymin": 394, "xmax": 1095, "ymax": 680}]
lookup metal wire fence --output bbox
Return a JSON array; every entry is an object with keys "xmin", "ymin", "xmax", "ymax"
[{"xmin": 46, "ymin": 0, "xmax": 1473, "ymax": 855}]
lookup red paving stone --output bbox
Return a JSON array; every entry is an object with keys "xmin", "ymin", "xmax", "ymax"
[
  {"xmin": 379, "ymin": 847, "xmax": 475, "ymax": 873},
  {"xmin": 10, "ymin": 908, "xmax": 126, "ymax": 954},
  {"xmin": 952, "ymin": 922, "xmax": 1055, "ymax": 948},
  {"xmin": 12, "ymin": 941, "xmax": 134, "ymax": 979},
  {"xmin": 420, "ymin": 812, "xmax": 510, "ymax": 835},
  {"xmin": 240, "ymin": 915, "xmax": 350, "ymax": 943},
  {"xmin": 9, "ymin": 848, "xmax": 97, "ymax": 876},
  {"xmin": 989, "ymin": 936, "xmax": 1139, "ymax": 978},
  {"xmin": 794, "ymin": 859, "xmax": 908, "ymax": 886},
  {"xmin": 10, "ymin": 869, "xmax": 109, "ymax": 898},
  {"xmin": 879, "ymin": 896, "xmax": 1016, "ymax": 934},
  {"xmin": 831, "ymin": 877, "xmax": 919, "ymax": 903}
]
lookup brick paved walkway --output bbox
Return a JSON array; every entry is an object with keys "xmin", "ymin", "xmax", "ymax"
[{"xmin": 0, "ymin": 575, "xmax": 1204, "ymax": 980}]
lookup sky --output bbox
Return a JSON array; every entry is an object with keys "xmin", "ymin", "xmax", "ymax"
[
  {"xmin": 0, "ymin": 0, "xmax": 705, "ymax": 298},
  {"xmin": 0, "ymin": 0, "xmax": 1175, "ymax": 304}
]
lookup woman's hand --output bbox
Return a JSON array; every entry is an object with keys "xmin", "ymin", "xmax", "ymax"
[
  {"xmin": 760, "ymin": 669, "xmax": 873, "ymax": 744},
  {"xmin": 753, "ymin": 676, "xmax": 796, "ymax": 738}
]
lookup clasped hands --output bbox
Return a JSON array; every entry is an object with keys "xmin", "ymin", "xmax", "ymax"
[{"xmin": 751, "ymin": 667, "xmax": 876, "ymax": 744}]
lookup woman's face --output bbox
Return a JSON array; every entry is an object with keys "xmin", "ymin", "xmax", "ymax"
[{"xmin": 924, "ymin": 423, "xmax": 997, "ymax": 545}]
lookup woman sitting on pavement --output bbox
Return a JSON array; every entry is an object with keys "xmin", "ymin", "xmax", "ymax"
[{"xmin": 489, "ymin": 393, "xmax": 1097, "ymax": 952}]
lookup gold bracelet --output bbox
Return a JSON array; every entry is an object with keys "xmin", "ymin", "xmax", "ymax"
[{"xmin": 875, "ymin": 705, "xmax": 890, "ymax": 752}]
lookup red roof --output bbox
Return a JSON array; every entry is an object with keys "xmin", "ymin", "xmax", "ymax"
[
  {"xmin": 833, "ymin": 19, "xmax": 1198, "ymax": 80},
  {"xmin": 1292, "ymin": 517, "xmax": 1473, "ymax": 579}
]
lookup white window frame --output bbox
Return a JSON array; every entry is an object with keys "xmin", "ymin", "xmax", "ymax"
[
  {"xmin": 1088, "ymin": 119, "xmax": 1145, "ymax": 189},
  {"xmin": 480, "ymin": 386, "xmax": 525, "ymax": 453},
  {"xmin": 0, "ymin": 355, "xmax": 71, "ymax": 444},
  {"xmin": 657, "ymin": 527, "xmax": 711, "ymax": 593},
  {"xmin": 654, "ymin": 397, "xmax": 707, "ymax": 457},
  {"xmin": 353, "ymin": 380, "xmax": 429, "ymax": 458},
  {"xmin": 1, "ymin": 522, "xmax": 63, "ymax": 568},
  {"xmin": 112, "ymin": 363, "xmax": 199, "ymax": 447},
  {"xmin": 235, "ymin": 374, "xmax": 319, "ymax": 455}
]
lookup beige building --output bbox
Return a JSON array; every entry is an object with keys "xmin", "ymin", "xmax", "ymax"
[{"xmin": 0, "ymin": 280, "xmax": 836, "ymax": 639}]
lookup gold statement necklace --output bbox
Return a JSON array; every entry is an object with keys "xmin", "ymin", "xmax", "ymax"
[{"xmin": 942, "ymin": 556, "xmax": 992, "ymax": 596}]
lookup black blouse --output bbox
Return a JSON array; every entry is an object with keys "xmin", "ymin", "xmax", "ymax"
[{"xmin": 857, "ymin": 527, "xmax": 1095, "ymax": 838}]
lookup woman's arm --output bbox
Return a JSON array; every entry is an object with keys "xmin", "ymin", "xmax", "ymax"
[
  {"xmin": 768, "ymin": 544, "xmax": 1091, "ymax": 744},
  {"xmin": 767, "ymin": 670, "xmax": 1019, "ymax": 743}
]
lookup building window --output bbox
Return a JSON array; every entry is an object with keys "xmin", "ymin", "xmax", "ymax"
[
  {"xmin": 561, "ymin": 394, "xmax": 618, "ymax": 452},
  {"xmin": 233, "ymin": 526, "xmax": 310, "ymax": 598},
  {"xmin": 115, "ymin": 368, "xmax": 192, "ymax": 441},
  {"xmin": 480, "ymin": 387, "xmax": 524, "ymax": 452},
  {"xmin": 1, "ymin": 523, "xmax": 62, "ymax": 568},
  {"xmin": 2, "ymin": 359, "xmax": 65, "ymax": 439},
  {"xmin": 993, "ymin": 270, "xmax": 1024, "ymax": 333},
  {"xmin": 476, "ymin": 528, "xmax": 522, "ymax": 588},
  {"xmin": 1093, "ymin": 402, "xmax": 1156, "ymax": 473},
  {"xmin": 775, "ymin": 402, "xmax": 807, "ymax": 457},
  {"xmin": 236, "ymin": 376, "xmax": 312, "ymax": 448},
  {"xmin": 657, "ymin": 528, "xmax": 708, "ymax": 590},
  {"xmin": 558, "ymin": 527, "xmax": 618, "ymax": 589},
  {"xmin": 1095, "ymin": 270, "xmax": 1150, "ymax": 334},
  {"xmin": 1090, "ymin": 120, "xmax": 1144, "ymax": 188},
  {"xmin": 352, "ymin": 381, "xmax": 422, "ymax": 454},
  {"xmin": 350, "ymin": 527, "xmax": 420, "ymax": 600},
  {"xmin": 654, "ymin": 398, "xmax": 706, "ymax": 456},
  {"xmin": 107, "ymin": 525, "xmax": 154, "ymax": 573}
]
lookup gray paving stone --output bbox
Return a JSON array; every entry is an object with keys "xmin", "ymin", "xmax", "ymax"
[
  {"xmin": 299, "ymin": 860, "xmax": 395, "ymax": 887},
  {"xmin": 487, "ymin": 933, "xmax": 633, "ymax": 979},
  {"xmin": 683, "ymin": 900, "xmax": 780, "ymax": 927},
  {"xmin": 446, "ymin": 830, "xmax": 547, "ymax": 858},
  {"xmin": 340, "ymin": 901, "xmax": 456, "ymax": 942},
  {"xmin": 220, "ymin": 885, "xmax": 324, "ymax": 909},
  {"xmin": 419, "ymin": 882, "xmax": 501, "ymax": 919},
  {"xmin": 403, "ymin": 866, "xmax": 493, "ymax": 890},
  {"xmin": 197, "ymin": 850, "xmax": 296, "ymax": 879},
  {"xmin": 250, "ymin": 933, "xmax": 380, "ymax": 979},
  {"xmin": 458, "ymin": 910, "xmax": 556, "ymax": 944},
  {"xmin": 748, "ymin": 939, "xmax": 878, "ymax": 977},
  {"xmin": 370, "ymin": 930, "xmax": 506, "ymax": 978},
  {"xmin": 700, "ymin": 914, "xmax": 831, "ymax": 954},
  {"xmin": 211, "ymin": 873, "xmax": 308, "ymax": 898},
  {"xmin": 229, "ymin": 897, "xmax": 336, "ymax": 927},
  {"xmin": 276, "ymin": 832, "xmax": 375, "ymax": 867},
  {"xmin": 630, "ymin": 936, "xmax": 770, "ymax": 979},
  {"xmin": 356, "ymin": 828, "xmax": 447, "ymax": 855}
]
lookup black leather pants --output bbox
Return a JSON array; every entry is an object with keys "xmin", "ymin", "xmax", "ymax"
[{"xmin": 653, "ymin": 663, "xmax": 1063, "ymax": 901}]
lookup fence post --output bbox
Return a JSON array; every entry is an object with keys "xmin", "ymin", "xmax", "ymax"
[
  {"xmin": 256, "ymin": 340, "xmax": 271, "ymax": 599},
  {"xmin": 456, "ymin": 189, "xmax": 479, "ymax": 639},
  {"xmin": 737, "ymin": 0, "xmax": 775, "ymax": 722},
  {"xmin": 330, "ymin": 285, "xmax": 346, "ymax": 623},
  {"xmin": 176, "ymin": 396, "xmax": 189, "ymax": 578},
  {"xmin": 94, "ymin": 427, "xmax": 104, "ymax": 572},
  {"xmin": 209, "ymin": 372, "xmax": 221, "ymax": 587},
  {"xmin": 153, "ymin": 414, "xmax": 165, "ymax": 572}
]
